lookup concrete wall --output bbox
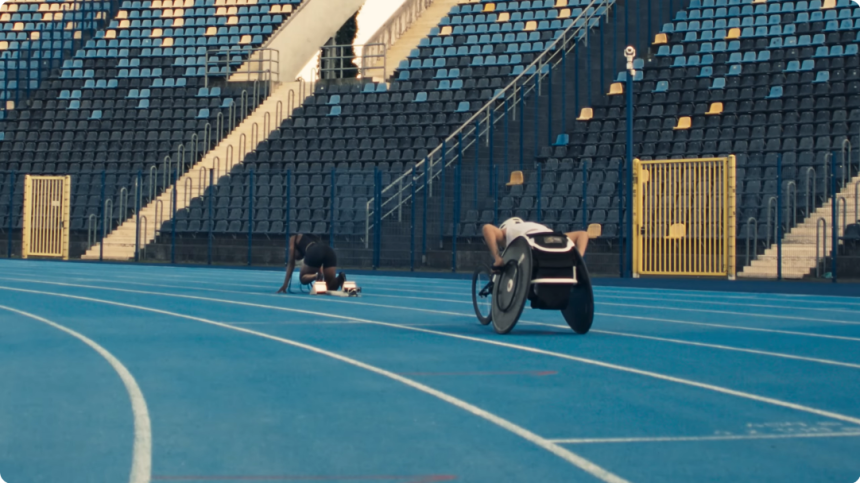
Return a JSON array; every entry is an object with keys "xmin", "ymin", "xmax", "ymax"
[{"xmin": 235, "ymin": 0, "xmax": 367, "ymax": 83}]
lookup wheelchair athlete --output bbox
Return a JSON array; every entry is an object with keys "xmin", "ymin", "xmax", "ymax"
[{"xmin": 482, "ymin": 217, "xmax": 590, "ymax": 269}]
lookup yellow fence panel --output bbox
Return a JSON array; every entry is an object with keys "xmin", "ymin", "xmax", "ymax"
[
  {"xmin": 22, "ymin": 175, "xmax": 71, "ymax": 260},
  {"xmin": 633, "ymin": 157, "xmax": 736, "ymax": 279}
]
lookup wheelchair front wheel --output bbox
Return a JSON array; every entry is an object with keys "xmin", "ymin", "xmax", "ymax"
[{"xmin": 471, "ymin": 264, "xmax": 494, "ymax": 325}]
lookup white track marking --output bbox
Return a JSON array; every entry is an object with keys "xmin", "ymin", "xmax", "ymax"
[
  {"xmin": 3, "ymin": 275, "xmax": 858, "ymax": 344},
  {"xmin": 3, "ymin": 283, "xmax": 860, "ymax": 428},
  {"xmin": 590, "ymin": 295, "xmax": 860, "ymax": 315},
  {"xmin": 593, "ymin": 288, "xmax": 860, "ymax": 307},
  {"xmin": 0, "ymin": 305, "xmax": 152, "ymax": 483},
  {"xmin": 549, "ymin": 432, "xmax": 860, "ymax": 444},
  {"xmin": 524, "ymin": 325, "xmax": 860, "ymax": 370},
  {"xmin": 0, "ymin": 288, "xmax": 628, "ymax": 483},
  {"xmin": 596, "ymin": 302, "xmax": 860, "ymax": 325}
]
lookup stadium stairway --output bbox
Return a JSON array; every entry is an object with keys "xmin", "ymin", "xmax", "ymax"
[
  {"xmin": 740, "ymin": 171, "xmax": 860, "ymax": 279},
  {"xmin": 82, "ymin": 80, "xmax": 301, "ymax": 260},
  {"xmin": 369, "ymin": 0, "xmax": 466, "ymax": 81}
]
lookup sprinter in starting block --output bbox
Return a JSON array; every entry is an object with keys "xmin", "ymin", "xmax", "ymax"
[
  {"xmin": 472, "ymin": 217, "xmax": 595, "ymax": 334},
  {"xmin": 277, "ymin": 233, "xmax": 347, "ymax": 294}
]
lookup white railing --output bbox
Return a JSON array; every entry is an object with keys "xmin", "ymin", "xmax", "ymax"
[
  {"xmin": 363, "ymin": 0, "xmax": 435, "ymax": 70},
  {"xmin": 364, "ymin": 0, "xmax": 613, "ymax": 243}
]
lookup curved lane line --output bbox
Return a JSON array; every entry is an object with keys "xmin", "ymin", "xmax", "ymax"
[
  {"xmin": 0, "ymin": 287, "xmax": 628, "ymax": 483},
  {"xmin": 0, "ymin": 304, "xmax": 152, "ymax": 483},
  {"xmin": 2, "ymin": 282, "xmax": 860, "ymax": 427}
]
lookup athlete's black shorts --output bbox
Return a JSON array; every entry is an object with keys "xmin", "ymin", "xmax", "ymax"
[{"xmin": 303, "ymin": 243, "xmax": 337, "ymax": 269}]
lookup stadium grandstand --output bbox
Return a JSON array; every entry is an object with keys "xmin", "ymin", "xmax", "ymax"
[{"xmin": 2, "ymin": 0, "xmax": 859, "ymax": 280}]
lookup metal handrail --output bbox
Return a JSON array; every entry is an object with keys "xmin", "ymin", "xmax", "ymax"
[
  {"xmin": 154, "ymin": 199, "xmax": 164, "ymax": 237},
  {"xmin": 837, "ymin": 196, "xmax": 847, "ymax": 238},
  {"xmin": 103, "ymin": 199, "xmax": 113, "ymax": 237},
  {"xmin": 148, "ymin": 165, "xmax": 157, "ymax": 201},
  {"xmin": 816, "ymin": 217, "xmax": 827, "ymax": 278},
  {"xmin": 804, "ymin": 166, "xmax": 816, "ymax": 217},
  {"xmin": 198, "ymin": 168, "xmax": 207, "ymax": 197},
  {"xmin": 766, "ymin": 196, "xmax": 777, "ymax": 247},
  {"xmin": 842, "ymin": 138, "xmax": 852, "ymax": 189},
  {"xmin": 87, "ymin": 213, "xmax": 98, "ymax": 247},
  {"xmin": 204, "ymin": 47, "xmax": 280, "ymax": 94},
  {"xmin": 365, "ymin": 0, "xmax": 434, "ymax": 70},
  {"xmin": 786, "ymin": 181, "xmax": 797, "ymax": 228},
  {"xmin": 161, "ymin": 155, "xmax": 171, "ymax": 191},
  {"xmin": 855, "ymin": 180, "xmax": 859, "ymax": 225},
  {"xmin": 118, "ymin": 187, "xmax": 128, "ymax": 225},
  {"xmin": 261, "ymin": 0, "xmax": 312, "ymax": 49},
  {"xmin": 823, "ymin": 152, "xmax": 831, "ymax": 200},
  {"xmin": 138, "ymin": 215, "xmax": 147, "ymax": 260},
  {"xmin": 276, "ymin": 99, "xmax": 284, "ymax": 124},
  {"xmin": 184, "ymin": 177, "xmax": 193, "ymax": 207},
  {"xmin": 204, "ymin": 122, "xmax": 212, "ymax": 152},
  {"xmin": 251, "ymin": 122, "xmax": 260, "ymax": 149},
  {"xmin": 190, "ymin": 133, "xmax": 199, "ymax": 167},
  {"xmin": 239, "ymin": 133, "xmax": 247, "ymax": 159},
  {"xmin": 745, "ymin": 216, "xmax": 758, "ymax": 266},
  {"xmin": 369, "ymin": 0, "xmax": 611, "ymax": 224},
  {"xmin": 320, "ymin": 43, "xmax": 386, "ymax": 80}
]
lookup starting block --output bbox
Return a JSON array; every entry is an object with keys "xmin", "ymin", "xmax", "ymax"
[{"xmin": 310, "ymin": 280, "xmax": 361, "ymax": 297}]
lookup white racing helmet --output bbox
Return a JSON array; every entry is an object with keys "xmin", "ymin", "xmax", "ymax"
[{"xmin": 499, "ymin": 217, "xmax": 524, "ymax": 231}]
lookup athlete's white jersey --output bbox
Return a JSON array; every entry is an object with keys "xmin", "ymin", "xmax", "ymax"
[{"xmin": 504, "ymin": 221, "xmax": 553, "ymax": 247}]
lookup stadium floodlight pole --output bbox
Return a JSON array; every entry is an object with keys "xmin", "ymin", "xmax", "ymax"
[{"xmin": 624, "ymin": 46, "xmax": 637, "ymax": 279}]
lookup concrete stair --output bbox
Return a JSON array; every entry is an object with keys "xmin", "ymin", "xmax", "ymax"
[
  {"xmin": 365, "ymin": 0, "xmax": 463, "ymax": 81},
  {"xmin": 739, "ymin": 173, "xmax": 860, "ymax": 279},
  {"xmin": 82, "ymin": 82, "xmax": 300, "ymax": 260}
]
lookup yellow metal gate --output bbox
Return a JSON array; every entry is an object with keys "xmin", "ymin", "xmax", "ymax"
[
  {"xmin": 633, "ymin": 157, "xmax": 736, "ymax": 278},
  {"xmin": 22, "ymin": 175, "xmax": 71, "ymax": 260}
]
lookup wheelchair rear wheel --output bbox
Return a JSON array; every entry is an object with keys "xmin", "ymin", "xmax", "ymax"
[{"xmin": 471, "ymin": 264, "xmax": 494, "ymax": 325}]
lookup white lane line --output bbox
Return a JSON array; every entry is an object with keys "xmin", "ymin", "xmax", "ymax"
[
  {"xmin": 559, "ymin": 327, "xmax": 860, "ymax": 370},
  {"xmin": 593, "ymin": 288, "xmax": 860, "ymax": 307},
  {"xmin": 4, "ymin": 275, "xmax": 858, "ymax": 344},
  {"xmin": 0, "ymin": 304, "xmax": 152, "ymax": 483},
  {"xmin": 549, "ymin": 432, "xmax": 860, "ymax": 444},
  {"xmin": 596, "ymin": 302, "xmax": 860, "ymax": 326},
  {"xmin": 3, "ymin": 282, "xmax": 860, "ymax": 428},
  {"xmin": 590, "ymin": 295, "xmax": 860, "ymax": 315},
  {"xmin": 0, "ymin": 287, "xmax": 628, "ymax": 483}
]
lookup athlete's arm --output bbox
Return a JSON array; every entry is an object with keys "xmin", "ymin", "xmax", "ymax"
[
  {"xmin": 278, "ymin": 235, "xmax": 297, "ymax": 293},
  {"xmin": 564, "ymin": 230, "xmax": 590, "ymax": 256}
]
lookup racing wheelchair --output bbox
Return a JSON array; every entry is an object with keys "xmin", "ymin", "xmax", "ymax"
[{"xmin": 471, "ymin": 232, "xmax": 595, "ymax": 334}]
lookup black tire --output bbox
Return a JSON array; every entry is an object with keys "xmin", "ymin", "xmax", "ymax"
[{"xmin": 472, "ymin": 264, "xmax": 494, "ymax": 325}]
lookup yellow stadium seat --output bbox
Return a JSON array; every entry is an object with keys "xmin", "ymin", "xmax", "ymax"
[
  {"xmin": 822, "ymin": 0, "xmax": 835, "ymax": 7},
  {"xmin": 587, "ymin": 224, "xmax": 603, "ymax": 238},
  {"xmin": 50, "ymin": 4, "xmax": 61, "ymax": 12},
  {"xmin": 116, "ymin": 10, "xmax": 128, "ymax": 18},
  {"xmin": 654, "ymin": 33, "xmax": 667, "ymax": 45},
  {"xmin": 555, "ymin": 0, "xmax": 568, "ymax": 6},
  {"xmin": 726, "ymin": 27, "xmax": 741, "ymax": 39},
  {"xmin": 39, "ymin": 4, "xmax": 50, "ymax": 12},
  {"xmin": 173, "ymin": 18, "xmax": 184, "ymax": 27},
  {"xmin": 559, "ymin": 8, "xmax": 571, "ymax": 17},
  {"xmin": 752, "ymin": 0, "xmax": 766, "ymax": 3},
  {"xmin": 205, "ymin": 26, "xmax": 217, "ymax": 36},
  {"xmin": 105, "ymin": 30, "xmax": 116, "ymax": 39},
  {"xmin": 484, "ymin": 3, "xmax": 496, "ymax": 12},
  {"xmin": 0, "ymin": 41, "xmax": 8, "ymax": 50},
  {"xmin": 497, "ymin": 12, "xmax": 510, "ymax": 22},
  {"xmin": 227, "ymin": 7, "xmax": 238, "ymax": 15},
  {"xmin": 673, "ymin": 116, "xmax": 691, "ymax": 130},
  {"xmin": 240, "ymin": 34, "xmax": 251, "ymax": 44},
  {"xmin": 269, "ymin": 4, "xmax": 281, "ymax": 13},
  {"xmin": 13, "ymin": 22, "xmax": 24, "ymax": 31},
  {"xmin": 151, "ymin": 0, "xmax": 163, "ymax": 7},
  {"xmin": 525, "ymin": 20, "xmax": 537, "ymax": 31},
  {"xmin": 0, "ymin": 14, "xmax": 10, "ymax": 22},
  {"xmin": 183, "ymin": 0, "xmax": 194, "ymax": 6},
  {"xmin": 174, "ymin": 8, "xmax": 185, "ymax": 17},
  {"xmin": 705, "ymin": 102, "xmax": 723, "ymax": 115},
  {"xmin": 119, "ymin": 19, "xmax": 130, "ymax": 28},
  {"xmin": 227, "ymin": 16, "xmax": 238, "ymax": 25},
  {"xmin": 282, "ymin": 4, "xmax": 292, "ymax": 12},
  {"xmin": 161, "ymin": 37, "xmax": 174, "ymax": 47},
  {"xmin": 506, "ymin": 171, "xmax": 524, "ymax": 186},
  {"xmin": 151, "ymin": 28, "xmax": 162, "ymax": 37},
  {"xmin": 226, "ymin": 0, "xmax": 237, "ymax": 5},
  {"xmin": 440, "ymin": 25, "xmax": 453, "ymax": 36},
  {"xmin": 214, "ymin": 0, "xmax": 226, "ymax": 5},
  {"xmin": 214, "ymin": 4, "xmax": 227, "ymax": 12},
  {"xmin": 30, "ymin": 31, "xmax": 40, "ymax": 40},
  {"xmin": 6, "ymin": 101, "xmax": 15, "ymax": 110},
  {"xmin": 608, "ymin": 83, "xmax": 623, "ymax": 95},
  {"xmin": 576, "ymin": 107, "xmax": 593, "ymax": 121}
]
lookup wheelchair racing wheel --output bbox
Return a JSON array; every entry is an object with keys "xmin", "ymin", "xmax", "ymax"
[
  {"xmin": 561, "ymin": 248, "xmax": 595, "ymax": 334},
  {"xmin": 491, "ymin": 237, "xmax": 532, "ymax": 334},
  {"xmin": 471, "ymin": 263, "xmax": 494, "ymax": 325}
]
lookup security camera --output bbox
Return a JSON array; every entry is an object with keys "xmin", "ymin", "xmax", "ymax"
[{"xmin": 625, "ymin": 46, "xmax": 636, "ymax": 58}]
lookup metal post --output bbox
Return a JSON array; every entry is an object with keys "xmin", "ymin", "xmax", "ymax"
[
  {"xmin": 519, "ymin": 87, "xmax": 525, "ymax": 170},
  {"xmin": 208, "ymin": 168, "xmax": 214, "ymax": 265},
  {"xmin": 624, "ymin": 46, "xmax": 637, "ymax": 279},
  {"xmin": 489, "ymin": 107, "xmax": 495, "ymax": 198},
  {"xmin": 574, "ymin": 46, "xmax": 580, "ymax": 115},
  {"xmin": 285, "ymin": 169, "xmax": 291, "ymax": 264},
  {"xmin": 561, "ymin": 45, "xmax": 567, "ymax": 137},
  {"xmin": 135, "ymin": 171, "xmax": 141, "ymax": 262},
  {"xmin": 247, "ymin": 169, "xmax": 254, "ymax": 266},
  {"xmin": 537, "ymin": 163, "xmax": 542, "ymax": 222},
  {"xmin": 776, "ymin": 154, "xmax": 783, "ymax": 281},
  {"xmin": 533, "ymin": 73, "xmax": 539, "ymax": 158},
  {"xmin": 548, "ymin": 62, "xmax": 553, "ymax": 146},
  {"xmin": 582, "ymin": 162, "xmax": 588, "ymax": 230},
  {"xmin": 504, "ymin": 96, "xmax": 509, "ymax": 179},
  {"xmin": 410, "ymin": 174, "xmax": 415, "ymax": 272},
  {"xmin": 422, "ymin": 158, "xmax": 428, "ymax": 264},
  {"xmin": 171, "ymin": 162, "xmax": 177, "ymax": 264},
  {"xmin": 493, "ymin": 166, "xmax": 499, "ymax": 226},
  {"xmin": 831, "ymin": 150, "xmax": 837, "ymax": 283},
  {"xmin": 472, "ymin": 124, "xmax": 478, "ymax": 210},
  {"xmin": 453, "ymin": 150, "xmax": 460, "ymax": 273},
  {"xmin": 7, "ymin": 171, "xmax": 15, "ymax": 258},
  {"xmin": 440, "ymin": 146, "xmax": 446, "ymax": 249},
  {"xmin": 375, "ymin": 169, "xmax": 382, "ymax": 268},
  {"xmin": 99, "ymin": 170, "xmax": 105, "ymax": 262},
  {"xmin": 330, "ymin": 168, "xmax": 336, "ymax": 249}
]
